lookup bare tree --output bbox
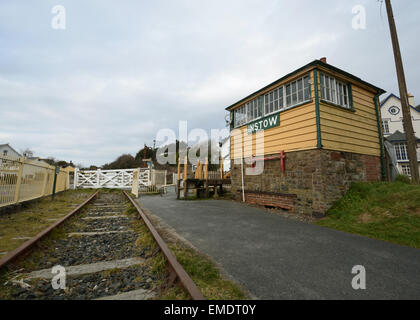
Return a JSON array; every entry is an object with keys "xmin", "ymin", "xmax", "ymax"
[{"xmin": 21, "ymin": 148, "xmax": 34, "ymax": 158}]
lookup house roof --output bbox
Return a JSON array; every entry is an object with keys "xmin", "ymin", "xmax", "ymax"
[
  {"xmin": 380, "ymin": 93, "xmax": 420, "ymax": 113},
  {"xmin": 385, "ymin": 130, "xmax": 420, "ymax": 143},
  {"xmin": 226, "ymin": 59, "xmax": 385, "ymax": 111},
  {"xmin": 0, "ymin": 143, "xmax": 22, "ymax": 156}
]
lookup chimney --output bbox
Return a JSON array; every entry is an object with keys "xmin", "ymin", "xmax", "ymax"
[
  {"xmin": 320, "ymin": 57, "xmax": 327, "ymax": 63},
  {"xmin": 408, "ymin": 93, "xmax": 414, "ymax": 106}
]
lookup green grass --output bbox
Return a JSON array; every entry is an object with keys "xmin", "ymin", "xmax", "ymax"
[
  {"xmin": 316, "ymin": 181, "xmax": 420, "ymax": 248},
  {"xmin": 125, "ymin": 204, "xmax": 246, "ymax": 300},
  {"xmin": 165, "ymin": 244, "xmax": 247, "ymax": 300},
  {"xmin": 0, "ymin": 189, "xmax": 95, "ymax": 253}
]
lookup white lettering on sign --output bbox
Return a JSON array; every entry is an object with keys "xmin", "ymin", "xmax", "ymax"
[{"xmin": 248, "ymin": 114, "xmax": 279, "ymax": 134}]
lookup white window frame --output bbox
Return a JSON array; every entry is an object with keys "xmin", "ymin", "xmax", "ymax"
[
  {"xmin": 234, "ymin": 105, "xmax": 247, "ymax": 128},
  {"xmin": 395, "ymin": 142, "xmax": 408, "ymax": 161},
  {"xmin": 246, "ymin": 97, "xmax": 262, "ymax": 124},
  {"xmin": 382, "ymin": 119, "xmax": 390, "ymax": 135},
  {"xmin": 233, "ymin": 73, "xmax": 312, "ymax": 128},
  {"xmin": 264, "ymin": 86, "xmax": 284, "ymax": 116},
  {"xmin": 401, "ymin": 164, "xmax": 411, "ymax": 176},
  {"xmin": 320, "ymin": 72, "xmax": 350, "ymax": 109},
  {"xmin": 265, "ymin": 74, "xmax": 311, "ymax": 116}
]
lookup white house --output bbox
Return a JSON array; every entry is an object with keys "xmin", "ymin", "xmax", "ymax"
[
  {"xmin": 0, "ymin": 143, "xmax": 21, "ymax": 158},
  {"xmin": 380, "ymin": 93, "xmax": 420, "ymax": 177}
]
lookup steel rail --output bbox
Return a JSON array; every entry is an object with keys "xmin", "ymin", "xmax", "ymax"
[
  {"xmin": 123, "ymin": 191, "xmax": 206, "ymax": 300},
  {"xmin": 0, "ymin": 191, "xmax": 99, "ymax": 269}
]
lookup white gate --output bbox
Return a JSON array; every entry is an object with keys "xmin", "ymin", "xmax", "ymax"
[
  {"xmin": 75, "ymin": 168, "xmax": 145, "ymax": 189},
  {"xmin": 139, "ymin": 168, "xmax": 150, "ymax": 187}
]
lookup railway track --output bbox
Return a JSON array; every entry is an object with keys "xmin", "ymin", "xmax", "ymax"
[{"xmin": 0, "ymin": 190, "xmax": 204, "ymax": 300}]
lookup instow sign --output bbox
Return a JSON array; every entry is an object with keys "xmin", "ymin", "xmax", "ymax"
[{"xmin": 247, "ymin": 113, "xmax": 280, "ymax": 134}]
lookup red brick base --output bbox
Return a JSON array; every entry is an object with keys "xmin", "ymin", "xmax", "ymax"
[
  {"xmin": 243, "ymin": 191, "xmax": 297, "ymax": 211},
  {"xmin": 361, "ymin": 155, "xmax": 382, "ymax": 181}
]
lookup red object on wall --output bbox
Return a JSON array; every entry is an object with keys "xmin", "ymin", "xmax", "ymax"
[
  {"xmin": 250, "ymin": 151, "xmax": 286, "ymax": 172},
  {"xmin": 280, "ymin": 150, "xmax": 286, "ymax": 172}
]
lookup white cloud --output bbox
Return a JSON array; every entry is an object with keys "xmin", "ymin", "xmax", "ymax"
[{"xmin": 1, "ymin": 0, "xmax": 420, "ymax": 166}]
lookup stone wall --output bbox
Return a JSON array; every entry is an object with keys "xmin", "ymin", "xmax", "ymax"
[{"xmin": 231, "ymin": 149, "xmax": 382, "ymax": 216}]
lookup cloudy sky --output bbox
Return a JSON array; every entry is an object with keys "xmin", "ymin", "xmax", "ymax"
[{"xmin": 1, "ymin": 0, "xmax": 419, "ymax": 166}]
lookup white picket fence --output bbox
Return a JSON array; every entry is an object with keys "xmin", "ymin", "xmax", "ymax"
[
  {"xmin": 1, "ymin": 155, "xmax": 71, "ymax": 208},
  {"xmin": 139, "ymin": 168, "xmax": 150, "ymax": 187}
]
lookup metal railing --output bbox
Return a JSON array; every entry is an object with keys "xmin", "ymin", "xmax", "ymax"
[{"xmin": 0, "ymin": 155, "xmax": 71, "ymax": 208}]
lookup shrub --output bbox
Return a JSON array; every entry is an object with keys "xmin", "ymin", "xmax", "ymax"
[{"xmin": 395, "ymin": 174, "xmax": 412, "ymax": 184}]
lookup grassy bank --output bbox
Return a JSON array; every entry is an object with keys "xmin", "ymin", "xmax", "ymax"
[
  {"xmin": 0, "ymin": 189, "xmax": 95, "ymax": 254},
  {"xmin": 126, "ymin": 205, "xmax": 247, "ymax": 300},
  {"xmin": 316, "ymin": 181, "xmax": 420, "ymax": 248}
]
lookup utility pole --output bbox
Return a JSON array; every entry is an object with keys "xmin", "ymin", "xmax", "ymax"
[{"xmin": 385, "ymin": 0, "xmax": 419, "ymax": 183}]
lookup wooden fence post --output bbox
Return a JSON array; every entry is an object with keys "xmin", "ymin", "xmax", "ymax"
[
  {"xmin": 195, "ymin": 160, "xmax": 200, "ymax": 179},
  {"xmin": 164, "ymin": 170, "xmax": 167, "ymax": 186},
  {"xmin": 204, "ymin": 157, "xmax": 208, "ymax": 180},
  {"xmin": 13, "ymin": 157, "xmax": 24, "ymax": 204},
  {"xmin": 41, "ymin": 168, "xmax": 49, "ymax": 196},
  {"xmin": 74, "ymin": 168, "xmax": 78, "ymax": 189},
  {"xmin": 204, "ymin": 157, "xmax": 209, "ymax": 198},
  {"xmin": 183, "ymin": 156, "xmax": 188, "ymax": 199},
  {"xmin": 65, "ymin": 168, "xmax": 70, "ymax": 190},
  {"xmin": 177, "ymin": 157, "xmax": 181, "ymax": 182},
  {"xmin": 131, "ymin": 169, "xmax": 139, "ymax": 198},
  {"xmin": 52, "ymin": 166, "xmax": 59, "ymax": 200},
  {"xmin": 184, "ymin": 156, "xmax": 188, "ymax": 181},
  {"xmin": 199, "ymin": 161, "xmax": 204, "ymax": 180},
  {"xmin": 96, "ymin": 169, "xmax": 101, "ymax": 188},
  {"xmin": 220, "ymin": 155, "xmax": 223, "ymax": 179}
]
